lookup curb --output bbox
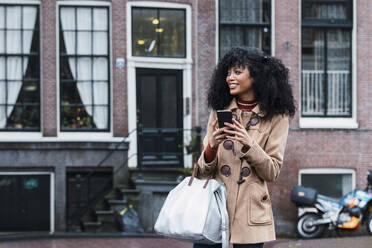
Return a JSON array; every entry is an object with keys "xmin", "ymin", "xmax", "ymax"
[{"xmin": 0, "ymin": 232, "xmax": 161, "ymax": 242}]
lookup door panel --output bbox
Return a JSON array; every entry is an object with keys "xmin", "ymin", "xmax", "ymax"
[
  {"xmin": 0, "ymin": 174, "xmax": 50, "ymax": 231},
  {"xmin": 136, "ymin": 68, "xmax": 183, "ymax": 168}
]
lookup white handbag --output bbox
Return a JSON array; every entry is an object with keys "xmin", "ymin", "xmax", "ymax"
[{"xmin": 154, "ymin": 164, "xmax": 229, "ymax": 248}]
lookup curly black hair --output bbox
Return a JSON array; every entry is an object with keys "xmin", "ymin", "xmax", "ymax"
[{"xmin": 207, "ymin": 46, "xmax": 296, "ymax": 121}]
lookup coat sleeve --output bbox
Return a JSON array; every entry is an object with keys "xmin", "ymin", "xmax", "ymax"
[
  {"xmin": 196, "ymin": 109, "xmax": 218, "ymax": 176},
  {"xmin": 239, "ymin": 114, "xmax": 290, "ymax": 182}
]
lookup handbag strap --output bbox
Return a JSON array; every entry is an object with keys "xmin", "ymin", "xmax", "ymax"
[{"xmin": 188, "ymin": 162, "xmax": 213, "ymax": 188}]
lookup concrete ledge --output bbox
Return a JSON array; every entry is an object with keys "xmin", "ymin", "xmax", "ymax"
[
  {"xmin": 0, "ymin": 231, "xmax": 161, "ymax": 241},
  {"xmin": 0, "ymin": 141, "xmax": 129, "ymax": 151}
]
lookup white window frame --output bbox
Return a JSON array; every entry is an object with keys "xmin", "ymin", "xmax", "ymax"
[
  {"xmin": 0, "ymin": 171, "xmax": 55, "ymax": 233},
  {"xmin": 299, "ymin": 168, "xmax": 356, "ymax": 194},
  {"xmin": 0, "ymin": 0, "xmax": 43, "ymax": 140},
  {"xmin": 215, "ymin": 0, "xmax": 276, "ymax": 63},
  {"xmin": 126, "ymin": 1, "xmax": 193, "ymax": 168},
  {"xmin": 299, "ymin": 0, "xmax": 358, "ymax": 129},
  {"xmin": 56, "ymin": 1, "xmax": 114, "ymax": 140}
]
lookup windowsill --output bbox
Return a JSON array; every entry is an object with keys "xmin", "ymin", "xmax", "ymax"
[
  {"xmin": 0, "ymin": 132, "xmax": 126, "ymax": 142},
  {"xmin": 57, "ymin": 132, "xmax": 125, "ymax": 141},
  {"xmin": 299, "ymin": 117, "xmax": 359, "ymax": 129},
  {"xmin": 127, "ymin": 56, "xmax": 193, "ymax": 65}
]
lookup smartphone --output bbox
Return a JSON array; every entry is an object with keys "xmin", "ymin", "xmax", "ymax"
[
  {"xmin": 216, "ymin": 110, "xmax": 234, "ymax": 136},
  {"xmin": 217, "ymin": 110, "xmax": 233, "ymax": 128}
]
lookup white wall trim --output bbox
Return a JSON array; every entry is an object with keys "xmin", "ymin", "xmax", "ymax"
[
  {"xmin": 0, "ymin": 171, "xmax": 55, "ymax": 233},
  {"xmin": 299, "ymin": 0, "xmax": 358, "ymax": 129},
  {"xmin": 298, "ymin": 168, "xmax": 356, "ymax": 191},
  {"xmin": 0, "ymin": 0, "xmax": 40, "ymax": 3},
  {"xmin": 215, "ymin": 0, "xmax": 219, "ymax": 63},
  {"xmin": 56, "ymin": 1, "xmax": 111, "ymax": 6},
  {"xmin": 271, "ymin": 0, "xmax": 275, "ymax": 56},
  {"xmin": 56, "ymin": 1, "xmax": 114, "ymax": 138},
  {"xmin": 126, "ymin": 1, "xmax": 193, "ymax": 168},
  {"xmin": 215, "ymin": 0, "xmax": 275, "ymax": 64}
]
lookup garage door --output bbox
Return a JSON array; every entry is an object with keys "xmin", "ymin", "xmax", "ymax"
[{"xmin": 0, "ymin": 174, "xmax": 51, "ymax": 231}]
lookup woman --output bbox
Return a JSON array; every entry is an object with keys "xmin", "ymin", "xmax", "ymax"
[{"xmin": 194, "ymin": 47, "xmax": 296, "ymax": 248}]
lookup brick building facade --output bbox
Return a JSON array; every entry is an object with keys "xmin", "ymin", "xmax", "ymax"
[{"xmin": 0, "ymin": 0, "xmax": 371, "ymax": 235}]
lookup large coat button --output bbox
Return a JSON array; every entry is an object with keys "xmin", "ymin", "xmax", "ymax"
[
  {"xmin": 241, "ymin": 167, "xmax": 251, "ymax": 177},
  {"xmin": 245, "ymin": 116, "xmax": 260, "ymax": 130},
  {"xmin": 250, "ymin": 116, "xmax": 260, "ymax": 126},
  {"xmin": 220, "ymin": 165, "xmax": 231, "ymax": 177},
  {"xmin": 223, "ymin": 140, "xmax": 233, "ymax": 150},
  {"xmin": 241, "ymin": 145, "xmax": 250, "ymax": 153}
]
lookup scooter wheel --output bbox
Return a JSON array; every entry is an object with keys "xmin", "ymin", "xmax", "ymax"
[
  {"xmin": 297, "ymin": 213, "xmax": 326, "ymax": 239},
  {"xmin": 367, "ymin": 215, "xmax": 372, "ymax": 235}
]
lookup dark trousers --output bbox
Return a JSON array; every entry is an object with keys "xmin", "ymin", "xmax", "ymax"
[{"xmin": 193, "ymin": 243, "xmax": 264, "ymax": 248}]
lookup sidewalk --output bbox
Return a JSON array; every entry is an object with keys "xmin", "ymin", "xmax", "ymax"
[
  {"xmin": 269, "ymin": 235, "xmax": 372, "ymax": 248},
  {"xmin": 0, "ymin": 236, "xmax": 371, "ymax": 248}
]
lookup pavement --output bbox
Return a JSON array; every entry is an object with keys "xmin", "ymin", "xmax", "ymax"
[{"xmin": 0, "ymin": 235, "xmax": 371, "ymax": 248}]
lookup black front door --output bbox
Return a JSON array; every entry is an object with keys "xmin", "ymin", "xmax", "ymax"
[
  {"xmin": 136, "ymin": 68, "xmax": 183, "ymax": 168},
  {"xmin": 0, "ymin": 174, "xmax": 50, "ymax": 231}
]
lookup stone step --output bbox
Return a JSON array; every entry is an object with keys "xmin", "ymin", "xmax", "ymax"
[
  {"xmin": 95, "ymin": 210, "xmax": 116, "ymax": 223},
  {"xmin": 129, "ymin": 168, "xmax": 185, "ymax": 182},
  {"xmin": 134, "ymin": 179, "xmax": 179, "ymax": 192},
  {"xmin": 117, "ymin": 188, "xmax": 141, "ymax": 200},
  {"xmin": 82, "ymin": 221, "xmax": 102, "ymax": 232},
  {"xmin": 107, "ymin": 199, "xmax": 128, "ymax": 211},
  {"xmin": 84, "ymin": 221, "xmax": 120, "ymax": 233}
]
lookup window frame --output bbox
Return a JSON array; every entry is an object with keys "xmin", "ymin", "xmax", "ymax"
[
  {"xmin": 299, "ymin": 0, "xmax": 358, "ymax": 129},
  {"xmin": 299, "ymin": 168, "xmax": 356, "ymax": 197},
  {"xmin": 0, "ymin": 2, "xmax": 41, "ymax": 132},
  {"xmin": 217, "ymin": 0, "xmax": 274, "ymax": 59},
  {"xmin": 57, "ymin": 1, "xmax": 112, "ymax": 135},
  {"xmin": 131, "ymin": 6, "xmax": 187, "ymax": 58}
]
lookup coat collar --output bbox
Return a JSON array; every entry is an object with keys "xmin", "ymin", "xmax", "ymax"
[{"xmin": 226, "ymin": 97, "xmax": 265, "ymax": 117}]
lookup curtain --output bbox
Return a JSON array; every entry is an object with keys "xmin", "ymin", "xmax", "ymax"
[
  {"xmin": 60, "ymin": 7, "xmax": 108, "ymax": 129},
  {"xmin": 220, "ymin": 0, "xmax": 262, "ymax": 23},
  {"xmin": 219, "ymin": 0, "xmax": 266, "ymax": 56},
  {"xmin": 0, "ymin": 6, "xmax": 37, "ymax": 128},
  {"xmin": 313, "ymin": 4, "xmax": 347, "ymax": 19}
]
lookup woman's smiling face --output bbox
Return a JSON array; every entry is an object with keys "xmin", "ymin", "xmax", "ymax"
[{"xmin": 226, "ymin": 65, "xmax": 254, "ymax": 97}]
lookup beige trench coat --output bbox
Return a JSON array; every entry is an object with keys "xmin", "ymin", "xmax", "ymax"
[{"xmin": 197, "ymin": 97, "xmax": 290, "ymax": 244}]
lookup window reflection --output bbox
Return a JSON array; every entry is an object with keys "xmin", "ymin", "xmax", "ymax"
[{"xmin": 132, "ymin": 7, "xmax": 186, "ymax": 57}]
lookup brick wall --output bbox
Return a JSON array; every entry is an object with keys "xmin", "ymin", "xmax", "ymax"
[{"xmin": 38, "ymin": 0, "xmax": 372, "ymax": 234}]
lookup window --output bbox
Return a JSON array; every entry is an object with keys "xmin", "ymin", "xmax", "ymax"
[
  {"xmin": 218, "ymin": 0, "xmax": 271, "ymax": 57},
  {"xmin": 0, "ymin": 4, "xmax": 40, "ymax": 131},
  {"xmin": 301, "ymin": 0, "xmax": 353, "ymax": 117},
  {"xmin": 299, "ymin": 169, "xmax": 355, "ymax": 198},
  {"xmin": 132, "ymin": 7, "xmax": 186, "ymax": 57},
  {"xmin": 59, "ymin": 6, "xmax": 110, "ymax": 131}
]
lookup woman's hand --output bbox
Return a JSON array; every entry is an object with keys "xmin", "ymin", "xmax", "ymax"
[
  {"xmin": 223, "ymin": 118, "xmax": 254, "ymax": 148},
  {"xmin": 209, "ymin": 119, "xmax": 229, "ymax": 149}
]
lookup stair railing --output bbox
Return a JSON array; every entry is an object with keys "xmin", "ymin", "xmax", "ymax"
[{"xmin": 69, "ymin": 126, "xmax": 202, "ymax": 231}]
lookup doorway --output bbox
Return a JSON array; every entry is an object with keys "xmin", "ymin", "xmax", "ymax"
[
  {"xmin": 0, "ymin": 173, "xmax": 52, "ymax": 231},
  {"xmin": 136, "ymin": 68, "xmax": 183, "ymax": 168}
]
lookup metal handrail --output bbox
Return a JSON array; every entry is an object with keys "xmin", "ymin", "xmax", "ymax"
[
  {"xmin": 69, "ymin": 153, "xmax": 138, "ymax": 229},
  {"xmin": 68, "ymin": 128, "xmax": 136, "ymax": 229},
  {"xmin": 69, "ymin": 126, "xmax": 202, "ymax": 230}
]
